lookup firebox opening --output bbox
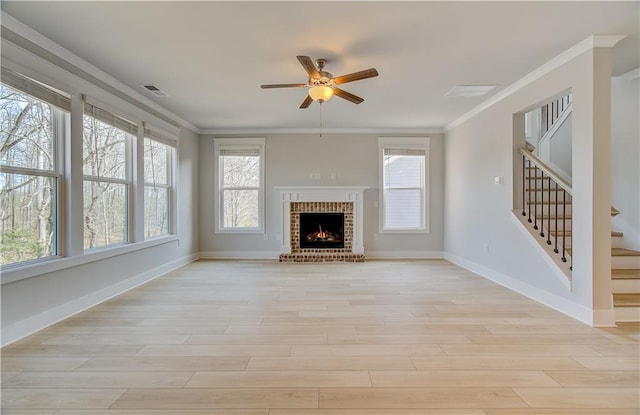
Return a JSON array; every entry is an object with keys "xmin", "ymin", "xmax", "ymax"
[{"xmin": 299, "ymin": 212, "xmax": 344, "ymax": 249}]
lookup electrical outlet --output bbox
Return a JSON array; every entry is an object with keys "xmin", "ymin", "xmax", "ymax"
[
  {"xmin": 263, "ymin": 234, "xmax": 268, "ymax": 241},
  {"xmin": 494, "ymin": 176, "xmax": 503, "ymax": 185},
  {"xmin": 373, "ymin": 233, "xmax": 379, "ymax": 241}
]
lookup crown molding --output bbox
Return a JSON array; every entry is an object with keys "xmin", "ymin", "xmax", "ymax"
[
  {"xmin": 200, "ymin": 127, "xmax": 445, "ymax": 136},
  {"xmin": 1, "ymin": 12, "xmax": 200, "ymax": 134},
  {"xmin": 445, "ymin": 35, "xmax": 627, "ymax": 132},
  {"xmin": 618, "ymin": 67, "xmax": 640, "ymax": 81}
]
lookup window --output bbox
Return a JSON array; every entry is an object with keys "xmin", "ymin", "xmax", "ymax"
[
  {"xmin": 214, "ymin": 138, "xmax": 265, "ymax": 233},
  {"xmin": 83, "ymin": 102, "xmax": 135, "ymax": 249},
  {"xmin": 378, "ymin": 137, "xmax": 430, "ymax": 232},
  {"xmin": 144, "ymin": 128, "xmax": 175, "ymax": 239},
  {"xmin": 0, "ymin": 68, "xmax": 69, "ymax": 266}
]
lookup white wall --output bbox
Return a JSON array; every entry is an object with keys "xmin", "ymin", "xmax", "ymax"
[
  {"xmin": 0, "ymin": 27, "xmax": 201, "ymax": 346},
  {"xmin": 199, "ymin": 133, "xmax": 445, "ymax": 258},
  {"xmin": 549, "ymin": 113, "xmax": 573, "ymax": 180},
  {"xmin": 611, "ymin": 75, "xmax": 640, "ymax": 250},
  {"xmin": 444, "ymin": 46, "xmax": 616, "ymax": 325}
]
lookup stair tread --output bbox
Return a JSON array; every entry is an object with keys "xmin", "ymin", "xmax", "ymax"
[
  {"xmin": 613, "ymin": 293, "xmax": 640, "ymax": 307},
  {"xmin": 549, "ymin": 230, "xmax": 622, "ymax": 237},
  {"xmin": 612, "ymin": 269, "xmax": 640, "ymax": 280},
  {"xmin": 613, "ymin": 248, "xmax": 640, "ymax": 257},
  {"xmin": 567, "ymin": 248, "xmax": 640, "ymax": 256}
]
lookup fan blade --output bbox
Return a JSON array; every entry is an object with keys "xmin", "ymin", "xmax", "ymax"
[
  {"xmin": 333, "ymin": 68, "xmax": 379, "ymax": 85},
  {"xmin": 333, "ymin": 87, "xmax": 364, "ymax": 104},
  {"xmin": 261, "ymin": 83, "xmax": 306, "ymax": 89},
  {"xmin": 297, "ymin": 56, "xmax": 319, "ymax": 78},
  {"xmin": 299, "ymin": 95, "xmax": 314, "ymax": 109}
]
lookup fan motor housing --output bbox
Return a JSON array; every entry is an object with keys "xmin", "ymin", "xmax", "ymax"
[{"xmin": 310, "ymin": 72, "xmax": 334, "ymax": 86}]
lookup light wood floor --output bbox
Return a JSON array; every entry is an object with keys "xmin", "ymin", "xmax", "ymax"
[{"xmin": 2, "ymin": 259, "xmax": 639, "ymax": 414}]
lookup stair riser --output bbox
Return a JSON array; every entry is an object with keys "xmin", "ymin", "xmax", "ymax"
[
  {"xmin": 611, "ymin": 236, "xmax": 624, "ymax": 249},
  {"xmin": 614, "ymin": 306, "xmax": 640, "ymax": 322},
  {"xmin": 612, "ymin": 279, "xmax": 640, "ymax": 293},
  {"xmin": 612, "ymin": 256, "xmax": 640, "ymax": 269}
]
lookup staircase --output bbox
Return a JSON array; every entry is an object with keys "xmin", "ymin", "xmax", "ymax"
[
  {"xmin": 520, "ymin": 94, "xmax": 640, "ymax": 324},
  {"xmin": 520, "ymin": 148, "xmax": 640, "ymax": 324},
  {"xmin": 611, "ymin": 247, "xmax": 640, "ymax": 322}
]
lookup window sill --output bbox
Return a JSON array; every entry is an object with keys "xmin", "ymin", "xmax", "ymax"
[{"xmin": 1, "ymin": 235, "xmax": 179, "ymax": 285}]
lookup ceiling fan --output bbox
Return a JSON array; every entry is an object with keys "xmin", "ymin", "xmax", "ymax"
[{"xmin": 261, "ymin": 56, "xmax": 379, "ymax": 109}]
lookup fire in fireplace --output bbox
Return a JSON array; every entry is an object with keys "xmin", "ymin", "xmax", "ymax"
[{"xmin": 299, "ymin": 212, "xmax": 344, "ymax": 249}]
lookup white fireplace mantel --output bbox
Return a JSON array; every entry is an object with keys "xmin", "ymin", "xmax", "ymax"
[{"xmin": 275, "ymin": 186, "xmax": 369, "ymax": 255}]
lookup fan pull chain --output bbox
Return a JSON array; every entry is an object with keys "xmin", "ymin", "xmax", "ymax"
[{"xmin": 319, "ymin": 102, "xmax": 323, "ymax": 139}]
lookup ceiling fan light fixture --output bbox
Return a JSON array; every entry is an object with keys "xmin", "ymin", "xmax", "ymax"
[{"xmin": 308, "ymin": 85, "xmax": 334, "ymax": 102}]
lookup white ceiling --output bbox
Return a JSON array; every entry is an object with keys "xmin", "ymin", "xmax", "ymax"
[{"xmin": 2, "ymin": 1, "xmax": 638, "ymax": 133}]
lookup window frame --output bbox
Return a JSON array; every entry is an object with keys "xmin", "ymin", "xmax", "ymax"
[
  {"xmin": 143, "ymin": 134, "xmax": 176, "ymax": 239},
  {"xmin": 214, "ymin": 137, "xmax": 265, "ymax": 234},
  {"xmin": 82, "ymin": 103, "xmax": 134, "ymax": 251},
  {"xmin": 0, "ymin": 62, "xmax": 181, "ymax": 284},
  {"xmin": 378, "ymin": 136, "xmax": 430, "ymax": 234},
  {"xmin": 0, "ymin": 77, "xmax": 68, "ymax": 268}
]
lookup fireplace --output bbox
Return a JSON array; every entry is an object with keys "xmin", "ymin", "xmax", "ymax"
[
  {"xmin": 275, "ymin": 186, "xmax": 368, "ymax": 262},
  {"xmin": 299, "ymin": 212, "xmax": 344, "ymax": 249}
]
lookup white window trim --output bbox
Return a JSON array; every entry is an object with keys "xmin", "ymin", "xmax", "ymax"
[
  {"xmin": 378, "ymin": 136, "xmax": 430, "ymax": 234},
  {"xmin": 82, "ymin": 109, "xmax": 134, "ymax": 250},
  {"xmin": 143, "ymin": 135, "xmax": 176, "ymax": 239},
  {"xmin": 213, "ymin": 137, "xmax": 265, "ymax": 234},
  {"xmin": 0, "ymin": 54, "xmax": 185, "ymax": 284},
  {"xmin": 0, "ymin": 81, "xmax": 68, "ymax": 266}
]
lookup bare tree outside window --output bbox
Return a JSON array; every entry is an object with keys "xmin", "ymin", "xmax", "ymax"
[
  {"xmin": 221, "ymin": 154, "xmax": 260, "ymax": 228},
  {"xmin": 82, "ymin": 114, "xmax": 129, "ymax": 249},
  {"xmin": 0, "ymin": 84, "xmax": 58, "ymax": 265},
  {"xmin": 144, "ymin": 138, "xmax": 171, "ymax": 238}
]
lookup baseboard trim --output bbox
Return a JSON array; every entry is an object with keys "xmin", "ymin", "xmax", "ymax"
[
  {"xmin": 444, "ymin": 252, "xmax": 594, "ymax": 326},
  {"xmin": 199, "ymin": 251, "xmax": 280, "ymax": 260},
  {"xmin": 1, "ymin": 253, "xmax": 199, "ymax": 347},
  {"xmin": 199, "ymin": 250, "xmax": 444, "ymax": 260},
  {"xmin": 593, "ymin": 308, "xmax": 617, "ymax": 327},
  {"xmin": 365, "ymin": 251, "xmax": 444, "ymax": 259}
]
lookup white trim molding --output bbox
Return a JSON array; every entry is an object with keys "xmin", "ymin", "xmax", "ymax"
[
  {"xmin": 199, "ymin": 251, "xmax": 279, "ymax": 260},
  {"xmin": 1, "ymin": 12, "xmax": 197, "ymax": 133},
  {"xmin": 366, "ymin": 251, "xmax": 443, "ymax": 259},
  {"xmin": 444, "ymin": 252, "xmax": 595, "ymax": 326},
  {"xmin": 203, "ymin": 128, "xmax": 445, "ymax": 136},
  {"xmin": 445, "ymin": 35, "xmax": 627, "ymax": 132}
]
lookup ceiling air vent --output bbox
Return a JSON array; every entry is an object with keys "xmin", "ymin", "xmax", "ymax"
[
  {"xmin": 141, "ymin": 84, "xmax": 168, "ymax": 97},
  {"xmin": 445, "ymin": 85, "xmax": 497, "ymax": 98}
]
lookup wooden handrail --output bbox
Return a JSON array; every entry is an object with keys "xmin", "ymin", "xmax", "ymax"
[{"xmin": 520, "ymin": 147, "xmax": 572, "ymax": 195}]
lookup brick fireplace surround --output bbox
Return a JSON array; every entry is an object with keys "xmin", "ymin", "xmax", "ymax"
[{"xmin": 276, "ymin": 187, "xmax": 368, "ymax": 262}]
